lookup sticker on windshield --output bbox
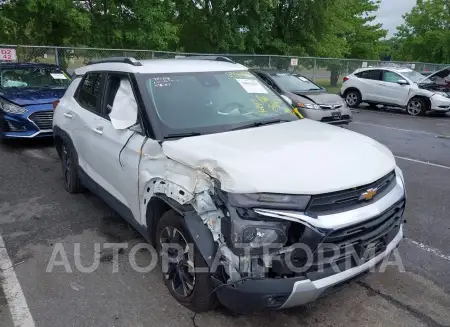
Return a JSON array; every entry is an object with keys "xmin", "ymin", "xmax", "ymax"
[
  {"xmin": 50, "ymin": 73, "xmax": 67, "ymax": 80},
  {"xmin": 298, "ymin": 76, "xmax": 309, "ymax": 82},
  {"xmin": 236, "ymin": 79, "xmax": 268, "ymax": 94}
]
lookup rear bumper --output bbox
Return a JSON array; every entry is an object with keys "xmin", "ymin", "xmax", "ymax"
[{"xmin": 215, "ymin": 227, "xmax": 403, "ymax": 314}]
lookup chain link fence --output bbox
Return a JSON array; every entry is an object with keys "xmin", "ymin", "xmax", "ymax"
[{"xmin": 2, "ymin": 44, "xmax": 448, "ymax": 88}]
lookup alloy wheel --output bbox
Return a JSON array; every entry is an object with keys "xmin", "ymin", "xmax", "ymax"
[
  {"xmin": 407, "ymin": 100, "xmax": 422, "ymax": 116},
  {"xmin": 159, "ymin": 226, "xmax": 196, "ymax": 297},
  {"xmin": 346, "ymin": 92, "xmax": 358, "ymax": 106}
]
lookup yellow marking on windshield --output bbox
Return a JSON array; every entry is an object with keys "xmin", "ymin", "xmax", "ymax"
[{"xmin": 226, "ymin": 71, "xmax": 254, "ymax": 79}]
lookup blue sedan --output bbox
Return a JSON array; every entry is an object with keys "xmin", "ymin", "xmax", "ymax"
[{"xmin": 0, "ymin": 62, "xmax": 71, "ymax": 140}]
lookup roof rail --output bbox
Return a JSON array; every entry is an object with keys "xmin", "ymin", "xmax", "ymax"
[
  {"xmin": 87, "ymin": 57, "xmax": 143, "ymax": 66},
  {"xmin": 182, "ymin": 56, "xmax": 235, "ymax": 64}
]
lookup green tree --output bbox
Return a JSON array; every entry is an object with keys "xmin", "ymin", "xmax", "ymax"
[
  {"xmin": 395, "ymin": 0, "xmax": 450, "ymax": 63},
  {"xmin": 315, "ymin": 0, "xmax": 386, "ymax": 86}
]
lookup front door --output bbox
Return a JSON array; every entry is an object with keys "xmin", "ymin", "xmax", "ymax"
[
  {"xmin": 86, "ymin": 73, "xmax": 144, "ymax": 222},
  {"xmin": 378, "ymin": 71, "xmax": 411, "ymax": 106}
]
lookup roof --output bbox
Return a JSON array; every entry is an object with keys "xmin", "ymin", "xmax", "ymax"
[
  {"xmin": 0, "ymin": 62, "xmax": 59, "ymax": 68},
  {"xmin": 355, "ymin": 66, "xmax": 414, "ymax": 73},
  {"xmin": 74, "ymin": 59, "xmax": 248, "ymax": 76}
]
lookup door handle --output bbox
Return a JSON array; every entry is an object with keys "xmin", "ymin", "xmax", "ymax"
[
  {"xmin": 63, "ymin": 112, "xmax": 74, "ymax": 119},
  {"xmin": 92, "ymin": 126, "xmax": 103, "ymax": 135}
]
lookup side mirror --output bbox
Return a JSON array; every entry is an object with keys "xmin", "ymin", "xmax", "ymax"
[
  {"xmin": 397, "ymin": 79, "xmax": 409, "ymax": 86},
  {"xmin": 280, "ymin": 95, "xmax": 293, "ymax": 106}
]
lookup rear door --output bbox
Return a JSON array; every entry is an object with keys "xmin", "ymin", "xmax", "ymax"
[
  {"xmin": 378, "ymin": 70, "xmax": 411, "ymax": 106},
  {"xmin": 354, "ymin": 69, "xmax": 382, "ymax": 102},
  {"xmin": 72, "ymin": 72, "xmax": 104, "ymax": 171}
]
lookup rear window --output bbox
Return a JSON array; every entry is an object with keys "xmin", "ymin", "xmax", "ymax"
[
  {"xmin": 0, "ymin": 66, "xmax": 71, "ymax": 88},
  {"xmin": 355, "ymin": 70, "xmax": 381, "ymax": 81}
]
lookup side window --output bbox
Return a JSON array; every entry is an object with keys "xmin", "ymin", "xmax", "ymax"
[
  {"xmin": 76, "ymin": 73, "xmax": 102, "ymax": 113},
  {"xmin": 355, "ymin": 70, "xmax": 381, "ymax": 81},
  {"xmin": 104, "ymin": 74, "xmax": 125, "ymax": 116},
  {"xmin": 383, "ymin": 71, "xmax": 402, "ymax": 83},
  {"xmin": 105, "ymin": 74, "xmax": 139, "ymax": 128}
]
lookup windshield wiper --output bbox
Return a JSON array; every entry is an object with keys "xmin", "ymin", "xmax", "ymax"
[
  {"xmin": 165, "ymin": 132, "xmax": 202, "ymax": 139},
  {"xmin": 230, "ymin": 119, "xmax": 289, "ymax": 131}
]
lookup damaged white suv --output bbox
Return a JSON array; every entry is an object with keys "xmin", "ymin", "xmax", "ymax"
[{"xmin": 53, "ymin": 57, "xmax": 406, "ymax": 314}]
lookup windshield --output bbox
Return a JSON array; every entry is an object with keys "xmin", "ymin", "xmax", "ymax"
[
  {"xmin": 401, "ymin": 70, "xmax": 427, "ymax": 83},
  {"xmin": 270, "ymin": 73, "xmax": 322, "ymax": 91},
  {"xmin": 0, "ymin": 66, "xmax": 71, "ymax": 88},
  {"xmin": 143, "ymin": 71, "xmax": 297, "ymax": 135}
]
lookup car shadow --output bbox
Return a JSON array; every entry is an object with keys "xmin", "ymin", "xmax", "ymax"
[{"xmin": 0, "ymin": 137, "xmax": 54, "ymax": 150}]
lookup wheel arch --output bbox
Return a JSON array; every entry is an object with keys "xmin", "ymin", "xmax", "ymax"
[
  {"xmin": 145, "ymin": 193, "xmax": 217, "ymax": 267},
  {"xmin": 408, "ymin": 95, "xmax": 431, "ymax": 111}
]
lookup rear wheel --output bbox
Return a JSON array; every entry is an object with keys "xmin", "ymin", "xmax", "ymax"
[
  {"xmin": 407, "ymin": 98, "xmax": 427, "ymax": 116},
  {"xmin": 345, "ymin": 90, "xmax": 361, "ymax": 108},
  {"xmin": 60, "ymin": 142, "xmax": 83, "ymax": 193},
  {"xmin": 156, "ymin": 210, "xmax": 218, "ymax": 313}
]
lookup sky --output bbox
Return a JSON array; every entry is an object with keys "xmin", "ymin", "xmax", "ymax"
[{"xmin": 375, "ymin": 0, "xmax": 417, "ymax": 37}]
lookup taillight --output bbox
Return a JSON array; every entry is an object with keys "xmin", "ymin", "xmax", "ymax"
[
  {"xmin": 343, "ymin": 76, "xmax": 349, "ymax": 82},
  {"xmin": 52, "ymin": 100, "xmax": 60, "ymax": 110}
]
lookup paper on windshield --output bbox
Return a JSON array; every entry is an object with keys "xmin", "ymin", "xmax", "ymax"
[
  {"xmin": 236, "ymin": 79, "xmax": 268, "ymax": 94},
  {"xmin": 50, "ymin": 73, "xmax": 67, "ymax": 80},
  {"xmin": 298, "ymin": 77, "xmax": 309, "ymax": 82}
]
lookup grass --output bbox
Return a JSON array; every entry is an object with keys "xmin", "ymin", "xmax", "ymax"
[{"xmin": 315, "ymin": 78, "xmax": 343, "ymax": 94}]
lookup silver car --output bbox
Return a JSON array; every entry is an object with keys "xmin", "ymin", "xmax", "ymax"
[{"xmin": 253, "ymin": 70, "xmax": 352, "ymax": 125}]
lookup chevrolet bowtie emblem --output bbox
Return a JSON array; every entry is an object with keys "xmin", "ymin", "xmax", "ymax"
[{"xmin": 360, "ymin": 188, "xmax": 377, "ymax": 201}]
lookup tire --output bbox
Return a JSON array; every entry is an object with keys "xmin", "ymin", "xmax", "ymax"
[
  {"xmin": 156, "ymin": 210, "xmax": 218, "ymax": 313},
  {"xmin": 406, "ymin": 98, "xmax": 427, "ymax": 116},
  {"xmin": 60, "ymin": 142, "xmax": 84, "ymax": 193},
  {"xmin": 344, "ymin": 90, "xmax": 362, "ymax": 108}
]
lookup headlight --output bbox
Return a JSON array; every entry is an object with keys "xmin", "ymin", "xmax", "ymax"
[
  {"xmin": 227, "ymin": 209, "xmax": 290, "ymax": 254},
  {"xmin": 226, "ymin": 193, "xmax": 311, "ymax": 211},
  {"xmin": 220, "ymin": 192, "xmax": 311, "ymax": 254},
  {"xmin": 0, "ymin": 101, "xmax": 28, "ymax": 114},
  {"xmin": 435, "ymin": 92, "xmax": 450, "ymax": 98},
  {"xmin": 297, "ymin": 102, "xmax": 320, "ymax": 110}
]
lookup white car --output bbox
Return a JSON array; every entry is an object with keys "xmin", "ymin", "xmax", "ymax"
[
  {"xmin": 341, "ymin": 66, "xmax": 450, "ymax": 116},
  {"xmin": 53, "ymin": 56, "xmax": 406, "ymax": 314}
]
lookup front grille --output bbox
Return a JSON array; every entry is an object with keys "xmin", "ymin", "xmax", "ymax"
[
  {"xmin": 306, "ymin": 171, "xmax": 397, "ymax": 215},
  {"xmin": 319, "ymin": 104, "xmax": 343, "ymax": 110},
  {"xmin": 29, "ymin": 111, "xmax": 53, "ymax": 130},
  {"xmin": 318, "ymin": 199, "xmax": 404, "ymax": 264}
]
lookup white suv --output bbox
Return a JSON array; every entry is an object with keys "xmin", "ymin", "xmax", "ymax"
[
  {"xmin": 53, "ymin": 57, "xmax": 406, "ymax": 314},
  {"xmin": 341, "ymin": 66, "xmax": 450, "ymax": 116}
]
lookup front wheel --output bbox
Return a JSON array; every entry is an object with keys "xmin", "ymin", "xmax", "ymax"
[
  {"xmin": 407, "ymin": 98, "xmax": 427, "ymax": 116},
  {"xmin": 345, "ymin": 90, "xmax": 362, "ymax": 108},
  {"xmin": 156, "ymin": 210, "xmax": 218, "ymax": 313}
]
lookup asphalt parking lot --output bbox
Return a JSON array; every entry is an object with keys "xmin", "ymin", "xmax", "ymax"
[{"xmin": 1, "ymin": 108, "xmax": 449, "ymax": 327}]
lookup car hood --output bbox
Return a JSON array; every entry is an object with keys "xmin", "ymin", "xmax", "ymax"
[
  {"xmin": 288, "ymin": 91, "xmax": 344, "ymax": 105},
  {"xmin": 162, "ymin": 119, "xmax": 396, "ymax": 195},
  {"xmin": 0, "ymin": 87, "xmax": 66, "ymax": 106},
  {"xmin": 419, "ymin": 66, "xmax": 450, "ymax": 84}
]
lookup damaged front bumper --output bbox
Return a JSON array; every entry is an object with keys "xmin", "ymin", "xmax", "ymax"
[
  {"xmin": 214, "ymin": 226, "xmax": 403, "ymax": 313},
  {"xmin": 210, "ymin": 172, "xmax": 406, "ymax": 314}
]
